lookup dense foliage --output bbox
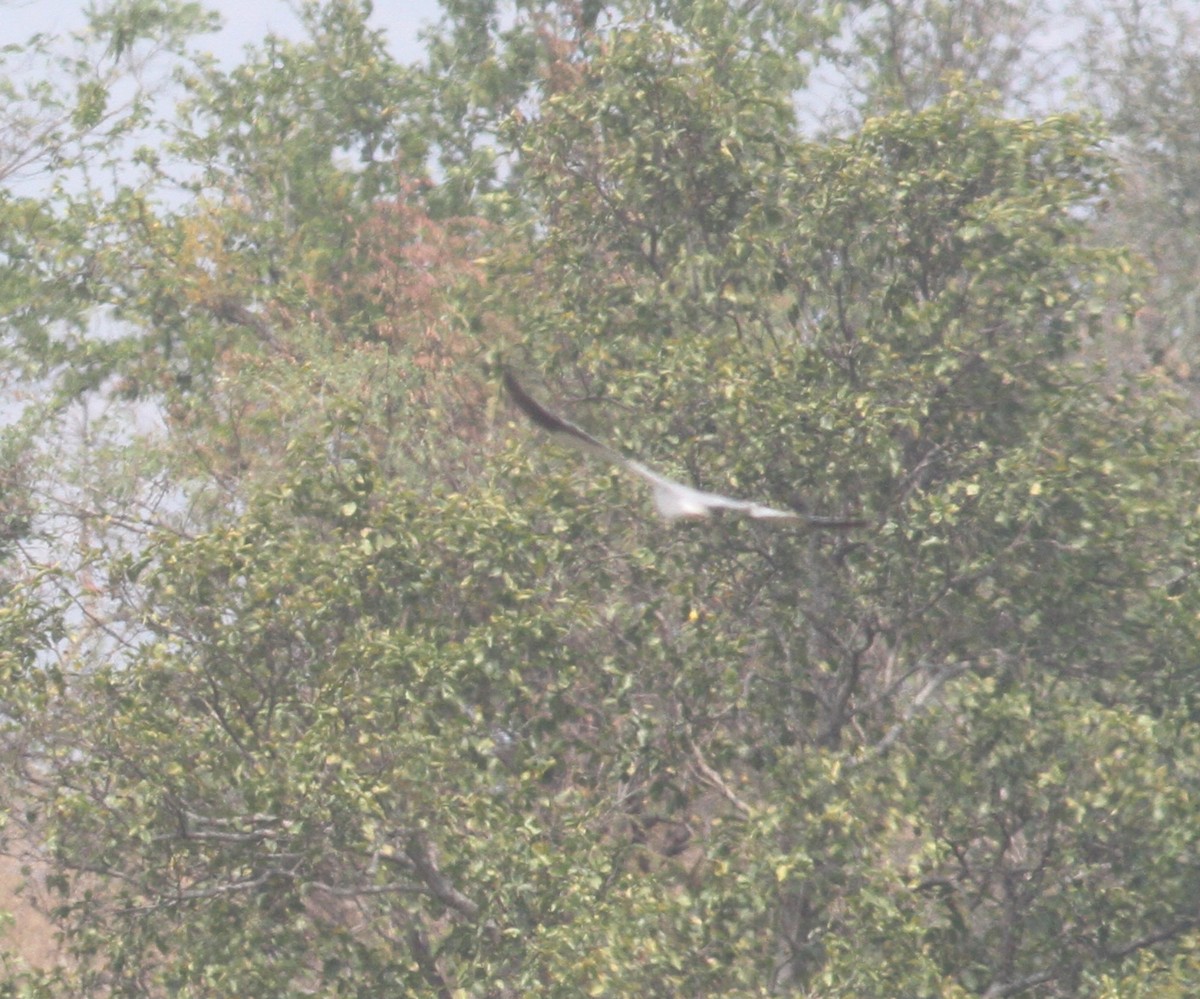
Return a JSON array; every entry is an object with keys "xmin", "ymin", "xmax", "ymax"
[{"xmin": 2, "ymin": 1, "xmax": 1199, "ymax": 996}]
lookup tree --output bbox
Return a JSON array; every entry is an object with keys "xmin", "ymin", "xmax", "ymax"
[
  {"xmin": 1077, "ymin": 0, "xmax": 1200, "ymax": 392},
  {"xmin": 504, "ymin": 31, "xmax": 1200, "ymax": 986},
  {"xmin": 823, "ymin": 0, "xmax": 1059, "ymax": 119},
  {"xmin": 2, "ymin": 2, "xmax": 1199, "ymax": 997}
]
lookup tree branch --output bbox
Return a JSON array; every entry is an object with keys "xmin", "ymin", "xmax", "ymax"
[
  {"xmin": 404, "ymin": 830, "xmax": 480, "ymax": 919},
  {"xmin": 981, "ymin": 967, "xmax": 1057, "ymax": 998},
  {"xmin": 688, "ymin": 737, "xmax": 752, "ymax": 820}
]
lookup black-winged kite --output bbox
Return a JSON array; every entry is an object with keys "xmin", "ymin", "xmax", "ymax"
[{"xmin": 504, "ymin": 370, "xmax": 863, "ymax": 527}]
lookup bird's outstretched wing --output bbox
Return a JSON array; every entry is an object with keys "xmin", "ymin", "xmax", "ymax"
[
  {"xmin": 502, "ymin": 369, "xmax": 623, "ymax": 462},
  {"xmin": 503, "ymin": 369, "xmax": 864, "ymax": 527}
]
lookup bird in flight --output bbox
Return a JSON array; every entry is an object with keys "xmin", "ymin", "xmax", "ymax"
[{"xmin": 503, "ymin": 369, "xmax": 864, "ymax": 527}]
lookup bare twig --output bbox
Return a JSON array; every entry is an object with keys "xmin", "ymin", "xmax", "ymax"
[
  {"xmin": 981, "ymin": 967, "xmax": 1057, "ymax": 998},
  {"xmin": 688, "ymin": 738, "xmax": 752, "ymax": 820},
  {"xmin": 847, "ymin": 659, "xmax": 972, "ymax": 767}
]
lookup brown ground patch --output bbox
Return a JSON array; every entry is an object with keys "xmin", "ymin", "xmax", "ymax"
[{"xmin": 0, "ymin": 851, "xmax": 60, "ymax": 970}]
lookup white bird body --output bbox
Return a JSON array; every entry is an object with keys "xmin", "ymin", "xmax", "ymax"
[
  {"xmin": 625, "ymin": 459, "xmax": 799, "ymax": 521},
  {"xmin": 503, "ymin": 370, "xmax": 862, "ymax": 527}
]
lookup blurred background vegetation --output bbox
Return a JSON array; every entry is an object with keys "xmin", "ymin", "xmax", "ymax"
[{"xmin": 1, "ymin": 1, "xmax": 1199, "ymax": 995}]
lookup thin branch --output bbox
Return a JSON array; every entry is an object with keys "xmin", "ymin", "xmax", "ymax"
[
  {"xmin": 305, "ymin": 880, "xmax": 422, "ymax": 899},
  {"xmin": 114, "ymin": 869, "xmax": 290, "ymax": 913},
  {"xmin": 846, "ymin": 659, "xmax": 972, "ymax": 767},
  {"xmin": 981, "ymin": 967, "xmax": 1057, "ymax": 998},
  {"xmin": 404, "ymin": 830, "xmax": 480, "ymax": 919},
  {"xmin": 1109, "ymin": 918, "xmax": 1198, "ymax": 960},
  {"xmin": 688, "ymin": 737, "xmax": 752, "ymax": 819}
]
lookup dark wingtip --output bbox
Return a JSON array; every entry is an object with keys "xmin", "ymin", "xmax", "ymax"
[
  {"xmin": 502, "ymin": 368, "xmax": 573, "ymax": 435},
  {"xmin": 804, "ymin": 515, "xmax": 870, "ymax": 530}
]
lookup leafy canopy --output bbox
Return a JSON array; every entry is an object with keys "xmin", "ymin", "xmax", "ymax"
[{"xmin": 1, "ymin": 2, "xmax": 1198, "ymax": 997}]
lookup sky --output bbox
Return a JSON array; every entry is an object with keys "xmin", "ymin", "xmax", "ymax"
[{"xmin": 1, "ymin": 0, "xmax": 445, "ymax": 65}]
